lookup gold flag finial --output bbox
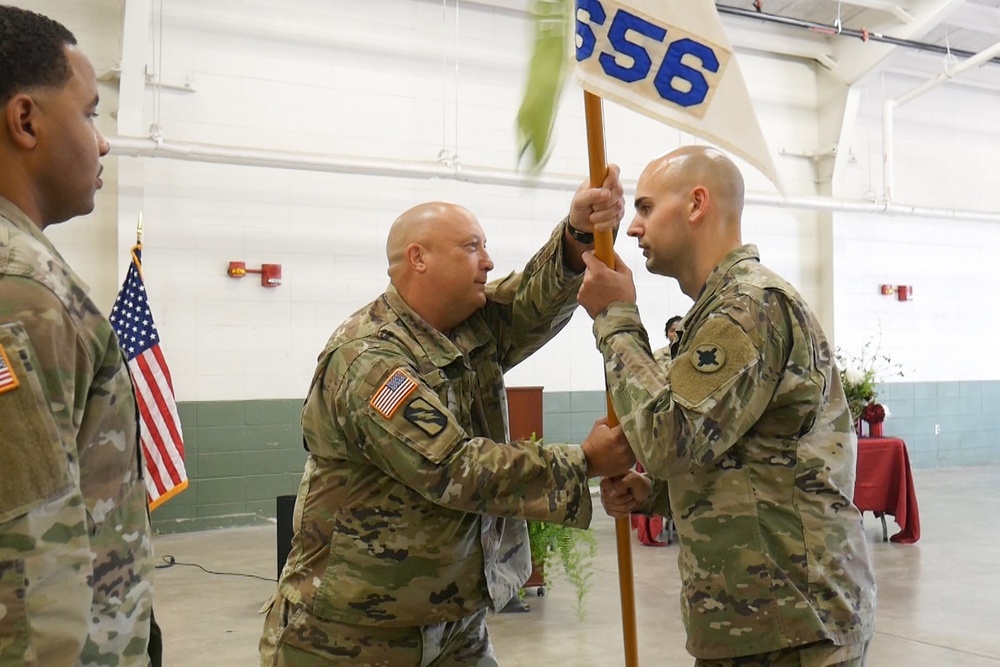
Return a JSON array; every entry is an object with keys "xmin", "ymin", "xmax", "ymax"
[{"xmin": 136, "ymin": 212, "xmax": 144, "ymax": 245}]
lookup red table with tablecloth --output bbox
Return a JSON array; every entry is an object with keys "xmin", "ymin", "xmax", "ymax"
[{"xmin": 854, "ymin": 436, "xmax": 921, "ymax": 544}]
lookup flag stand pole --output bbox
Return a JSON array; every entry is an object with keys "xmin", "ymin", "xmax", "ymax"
[
  {"xmin": 584, "ymin": 90, "xmax": 639, "ymax": 667},
  {"xmin": 136, "ymin": 212, "xmax": 144, "ymax": 246}
]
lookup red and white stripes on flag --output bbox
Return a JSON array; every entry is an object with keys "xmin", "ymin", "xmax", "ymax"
[{"xmin": 110, "ymin": 245, "xmax": 189, "ymax": 510}]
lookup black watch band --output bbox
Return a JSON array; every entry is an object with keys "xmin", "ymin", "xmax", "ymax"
[
  {"xmin": 566, "ymin": 220, "xmax": 595, "ymax": 244},
  {"xmin": 566, "ymin": 218, "xmax": 620, "ymax": 245}
]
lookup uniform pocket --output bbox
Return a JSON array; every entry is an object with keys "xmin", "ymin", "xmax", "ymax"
[
  {"xmin": 0, "ymin": 559, "xmax": 31, "ymax": 665},
  {"xmin": 0, "ymin": 324, "xmax": 71, "ymax": 524}
]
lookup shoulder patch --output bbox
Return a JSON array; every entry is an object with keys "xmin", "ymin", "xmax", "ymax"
[
  {"xmin": 369, "ymin": 368, "xmax": 418, "ymax": 419},
  {"xmin": 0, "ymin": 344, "xmax": 21, "ymax": 395},
  {"xmin": 691, "ymin": 344, "xmax": 725, "ymax": 373},
  {"xmin": 403, "ymin": 397, "xmax": 448, "ymax": 438},
  {"xmin": 672, "ymin": 316, "xmax": 757, "ymax": 410}
]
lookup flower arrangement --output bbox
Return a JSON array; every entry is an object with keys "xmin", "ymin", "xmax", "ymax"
[
  {"xmin": 836, "ymin": 338, "xmax": 904, "ymax": 423},
  {"xmin": 861, "ymin": 402, "xmax": 885, "ymax": 425}
]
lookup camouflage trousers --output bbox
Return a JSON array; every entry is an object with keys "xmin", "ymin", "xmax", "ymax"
[
  {"xmin": 259, "ymin": 594, "xmax": 498, "ymax": 666},
  {"xmin": 695, "ymin": 640, "xmax": 870, "ymax": 667}
]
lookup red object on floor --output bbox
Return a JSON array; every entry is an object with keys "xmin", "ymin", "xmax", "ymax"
[
  {"xmin": 631, "ymin": 513, "xmax": 668, "ymax": 547},
  {"xmin": 854, "ymin": 437, "xmax": 921, "ymax": 544},
  {"xmin": 630, "ymin": 463, "xmax": 669, "ymax": 547}
]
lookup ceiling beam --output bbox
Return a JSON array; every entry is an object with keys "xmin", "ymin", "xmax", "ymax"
[
  {"xmin": 826, "ymin": 0, "xmax": 914, "ymax": 24},
  {"xmin": 724, "ymin": 21, "xmax": 837, "ymax": 69},
  {"xmin": 827, "ymin": 0, "xmax": 966, "ymax": 84}
]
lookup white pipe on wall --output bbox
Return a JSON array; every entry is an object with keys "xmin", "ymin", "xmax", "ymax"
[{"xmin": 109, "ymin": 135, "xmax": 1000, "ymax": 223}]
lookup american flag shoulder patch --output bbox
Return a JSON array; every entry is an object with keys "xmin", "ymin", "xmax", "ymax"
[
  {"xmin": 370, "ymin": 368, "xmax": 419, "ymax": 419},
  {"xmin": 0, "ymin": 344, "xmax": 21, "ymax": 395}
]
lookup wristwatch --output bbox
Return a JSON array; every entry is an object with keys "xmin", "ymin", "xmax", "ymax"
[
  {"xmin": 565, "ymin": 219, "xmax": 595, "ymax": 244},
  {"xmin": 565, "ymin": 218, "xmax": 620, "ymax": 244}
]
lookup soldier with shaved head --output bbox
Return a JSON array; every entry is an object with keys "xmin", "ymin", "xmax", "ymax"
[
  {"xmin": 260, "ymin": 169, "xmax": 635, "ymax": 665},
  {"xmin": 578, "ymin": 147, "xmax": 876, "ymax": 666}
]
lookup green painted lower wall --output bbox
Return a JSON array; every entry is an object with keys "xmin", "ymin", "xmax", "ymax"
[
  {"xmin": 154, "ymin": 382, "xmax": 1000, "ymax": 533},
  {"xmin": 151, "ymin": 400, "xmax": 307, "ymax": 534}
]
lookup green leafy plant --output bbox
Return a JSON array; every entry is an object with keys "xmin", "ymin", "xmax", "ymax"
[
  {"xmin": 520, "ymin": 432, "xmax": 596, "ymax": 621},
  {"xmin": 836, "ymin": 337, "xmax": 904, "ymax": 421},
  {"xmin": 526, "ymin": 519, "xmax": 596, "ymax": 622}
]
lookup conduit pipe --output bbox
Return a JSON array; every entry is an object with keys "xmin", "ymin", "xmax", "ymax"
[
  {"xmin": 108, "ymin": 135, "xmax": 1000, "ymax": 223},
  {"xmin": 883, "ymin": 38, "xmax": 1000, "ymax": 202},
  {"xmin": 717, "ymin": 3, "xmax": 1000, "ymax": 67}
]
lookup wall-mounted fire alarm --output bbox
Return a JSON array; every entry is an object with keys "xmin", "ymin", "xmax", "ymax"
[
  {"xmin": 896, "ymin": 285, "xmax": 913, "ymax": 301},
  {"xmin": 227, "ymin": 261, "xmax": 282, "ymax": 288}
]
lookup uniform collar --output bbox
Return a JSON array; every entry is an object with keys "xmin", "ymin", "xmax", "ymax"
[
  {"xmin": 695, "ymin": 244, "xmax": 759, "ymax": 304},
  {"xmin": 383, "ymin": 284, "xmax": 468, "ymax": 369},
  {"xmin": 0, "ymin": 196, "xmax": 61, "ymax": 257},
  {"xmin": 675, "ymin": 244, "xmax": 760, "ymax": 345}
]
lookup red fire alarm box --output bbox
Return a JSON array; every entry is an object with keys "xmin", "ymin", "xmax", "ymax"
[
  {"xmin": 896, "ymin": 285, "xmax": 913, "ymax": 301},
  {"xmin": 261, "ymin": 263, "xmax": 282, "ymax": 288}
]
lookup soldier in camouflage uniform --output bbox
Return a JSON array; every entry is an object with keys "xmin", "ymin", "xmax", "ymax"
[
  {"xmin": 578, "ymin": 147, "xmax": 876, "ymax": 666},
  {"xmin": 0, "ymin": 7, "xmax": 153, "ymax": 666},
  {"xmin": 652, "ymin": 315, "xmax": 683, "ymax": 368},
  {"xmin": 260, "ymin": 169, "xmax": 635, "ymax": 666}
]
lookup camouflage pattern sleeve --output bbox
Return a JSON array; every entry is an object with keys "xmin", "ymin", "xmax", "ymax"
[
  {"xmin": 593, "ymin": 300, "xmax": 787, "ymax": 479},
  {"xmin": 0, "ymin": 282, "xmax": 95, "ymax": 667},
  {"xmin": 483, "ymin": 219, "xmax": 583, "ymax": 371},
  {"xmin": 332, "ymin": 346, "xmax": 593, "ymax": 528},
  {"xmin": 635, "ymin": 475, "xmax": 672, "ymax": 519}
]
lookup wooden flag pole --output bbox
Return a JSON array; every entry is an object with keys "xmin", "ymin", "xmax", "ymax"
[{"xmin": 584, "ymin": 90, "xmax": 639, "ymax": 667}]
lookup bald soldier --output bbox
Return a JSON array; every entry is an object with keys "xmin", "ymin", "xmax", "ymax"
[
  {"xmin": 0, "ymin": 6, "xmax": 153, "ymax": 665},
  {"xmin": 577, "ymin": 147, "xmax": 876, "ymax": 666},
  {"xmin": 260, "ymin": 170, "xmax": 635, "ymax": 665}
]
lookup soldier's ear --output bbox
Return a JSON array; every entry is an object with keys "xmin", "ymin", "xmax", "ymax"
[
  {"xmin": 4, "ymin": 94, "xmax": 40, "ymax": 150},
  {"xmin": 406, "ymin": 243, "xmax": 428, "ymax": 273},
  {"xmin": 688, "ymin": 186, "xmax": 709, "ymax": 224}
]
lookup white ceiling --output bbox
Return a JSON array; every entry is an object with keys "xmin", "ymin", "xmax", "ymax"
[{"xmin": 717, "ymin": 0, "xmax": 1000, "ymax": 84}]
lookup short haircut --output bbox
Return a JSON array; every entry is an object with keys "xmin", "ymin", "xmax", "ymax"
[
  {"xmin": 0, "ymin": 6, "xmax": 78, "ymax": 107},
  {"xmin": 665, "ymin": 315, "xmax": 682, "ymax": 337}
]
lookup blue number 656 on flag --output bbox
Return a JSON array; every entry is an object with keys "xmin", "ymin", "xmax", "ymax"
[{"xmin": 575, "ymin": 0, "xmax": 731, "ymax": 118}]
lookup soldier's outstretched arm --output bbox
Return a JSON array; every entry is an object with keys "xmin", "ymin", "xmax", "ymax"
[
  {"xmin": 483, "ymin": 165, "xmax": 624, "ymax": 371},
  {"xmin": 331, "ymin": 349, "xmax": 597, "ymax": 528}
]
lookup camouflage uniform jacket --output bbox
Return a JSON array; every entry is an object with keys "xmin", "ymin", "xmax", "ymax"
[
  {"xmin": 0, "ymin": 198, "xmax": 153, "ymax": 666},
  {"xmin": 652, "ymin": 345, "xmax": 672, "ymax": 368},
  {"xmin": 594, "ymin": 245, "xmax": 876, "ymax": 660},
  {"xmin": 282, "ymin": 221, "xmax": 592, "ymax": 628}
]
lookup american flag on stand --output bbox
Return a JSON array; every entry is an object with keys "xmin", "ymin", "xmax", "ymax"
[{"xmin": 110, "ymin": 244, "xmax": 188, "ymax": 510}]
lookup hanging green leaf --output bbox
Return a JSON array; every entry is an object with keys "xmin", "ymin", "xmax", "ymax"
[{"xmin": 516, "ymin": 0, "xmax": 571, "ymax": 171}]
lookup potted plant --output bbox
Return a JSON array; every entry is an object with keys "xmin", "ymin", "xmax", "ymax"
[
  {"xmin": 836, "ymin": 337, "xmax": 903, "ymax": 435},
  {"xmin": 524, "ymin": 519, "xmax": 596, "ymax": 621}
]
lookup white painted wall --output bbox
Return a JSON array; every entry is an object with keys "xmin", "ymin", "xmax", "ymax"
[
  {"xmin": 16, "ymin": 0, "xmax": 996, "ymax": 400},
  {"xmin": 836, "ymin": 71, "xmax": 1000, "ymax": 382}
]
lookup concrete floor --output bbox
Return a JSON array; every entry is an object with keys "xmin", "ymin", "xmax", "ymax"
[{"xmin": 152, "ymin": 466, "xmax": 1000, "ymax": 666}]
